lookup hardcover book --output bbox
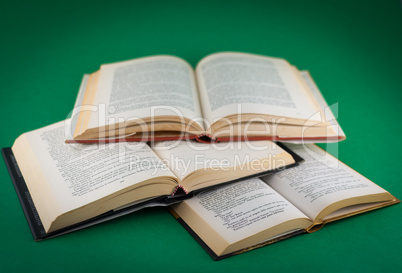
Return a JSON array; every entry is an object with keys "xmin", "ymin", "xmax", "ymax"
[
  {"xmin": 69, "ymin": 52, "xmax": 345, "ymax": 143},
  {"xmin": 2, "ymin": 120, "xmax": 301, "ymax": 239},
  {"xmin": 170, "ymin": 143, "xmax": 399, "ymax": 260}
]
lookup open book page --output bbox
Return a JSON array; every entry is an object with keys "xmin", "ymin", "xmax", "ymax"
[
  {"xmin": 12, "ymin": 121, "xmax": 177, "ymax": 230},
  {"xmin": 85, "ymin": 55, "xmax": 204, "ymax": 133},
  {"xmin": 322, "ymin": 201, "xmax": 392, "ymax": 222},
  {"xmin": 70, "ymin": 74, "xmax": 90, "ymax": 138},
  {"xmin": 261, "ymin": 144, "xmax": 392, "ymax": 222},
  {"xmin": 172, "ymin": 177, "xmax": 311, "ymax": 256},
  {"xmin": 151, "ymin": 140, "xmax": 294, "ymax": 190},
  {"xmin": 195, "ymin": 52, "xmax": 322, "ymax": 128},
  {"xmin": 299, "ymin": 71, "xmax": 346, "ymax": 142}
]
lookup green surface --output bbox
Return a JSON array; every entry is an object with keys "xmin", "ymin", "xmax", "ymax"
[{"xmin": 1, "ymin": 0, "xmax": 401, "ymax": 272}]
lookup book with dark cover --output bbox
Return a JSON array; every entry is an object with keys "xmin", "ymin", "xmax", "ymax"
[
  {"xmin": 2, "ymin": 142, "xmax": 303, "ymax": 240},
  {"xmin": 169, "ymin": 208, "xmax": 306, "ymax": 260},
  {"xmin": 168, "ymin": 144, "xmax": 400, "ymax": 260},
  {"xmin": 2, "ymin": 147, "xmax": 181, "ymax": 240}
]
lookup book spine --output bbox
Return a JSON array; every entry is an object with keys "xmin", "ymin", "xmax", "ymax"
[
  {"xmin": 171, "ymin": 185, "xmax": 189, "ymax": 195},
  {"xmin": 1, "ymin": 148, "xmax": 47, "ymax": 240}
]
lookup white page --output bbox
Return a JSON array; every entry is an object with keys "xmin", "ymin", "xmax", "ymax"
[
  {"xmin": 17, "ymin": 121, "xmax": 176, "ymax": 214},
  {"xmin": 196, "ymin": 52, "xmax": 321, "ymax": 126},
  {"xmin": 86, "ymin": 56, "xmax": 204, "ymax": 131},
  {"xmin": 180, "ymin": 178, "xmax": 309, "ymax": 245},
  {"xmin": 261, "ymin": 144, "xmax": 388, "ymax": 220}
]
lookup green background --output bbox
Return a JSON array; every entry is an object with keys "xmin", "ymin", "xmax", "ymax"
[{"xmin": 1, "ymin": 0, "xmax": 401, "ymax": 272}]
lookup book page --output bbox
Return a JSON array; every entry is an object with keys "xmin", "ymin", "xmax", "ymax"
[
  {"xmin": 261, "ymin": 144, "xmax": 389, "ymax": 221},
  {"xmin": 86, "ymin": 55, "xmax": 204, "ymax": 131},
  {"xmin": 195, "ymin": 52, "xmax": 322, "ymax": 127},
  {"xmin": 299, "ymin": 71, "xmax": 346, "ymax": 142},
  {"xmin": 13, "ymin": 121, "xmax": 177, "ymax": 215},
  {"xmin": 151, "ymin": 140, "xmax": 292, "ymax": 182},
  {"xmin": 174, "ymin": 178, "xmax": 310, "ymax": 254}
]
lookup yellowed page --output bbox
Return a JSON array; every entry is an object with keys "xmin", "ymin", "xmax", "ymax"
[
  {"xmin": 12, "ymin": 120, "xmax": 177, "ymax": 231},
  {"xmin": 173, "ymin": 177, "xmax": 311, "ymax": 255},
  {"xmin": 261, "ymin": 144, "xmax": 390, "ymax": 221},
  {"xmin": 195, "ymin": 52, "xmax": 322, "ymax": 128},
  {"xmin": 152, "ymin": 140, "xmax": 291, "ymax": 182},
  {"xmin": 85, "ymin": 55, "xmax": 204, "ymax": 133}
]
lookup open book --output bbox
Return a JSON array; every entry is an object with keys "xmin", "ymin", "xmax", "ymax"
[
  {"xmin": 69, "ymin": 52, "xmax": 345, "ymax": 143},
  {"xmin": 170, "ymin": 144, "xmax": 399, "ymax": 260},
  {"xmin": 2, "ymin": 120, "xmax": 299, "ymax": 238}
]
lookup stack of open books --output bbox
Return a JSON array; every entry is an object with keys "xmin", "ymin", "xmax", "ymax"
[{"xmin": 2, "ymin": 52, "xmax": 398, "ymax": 260}]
